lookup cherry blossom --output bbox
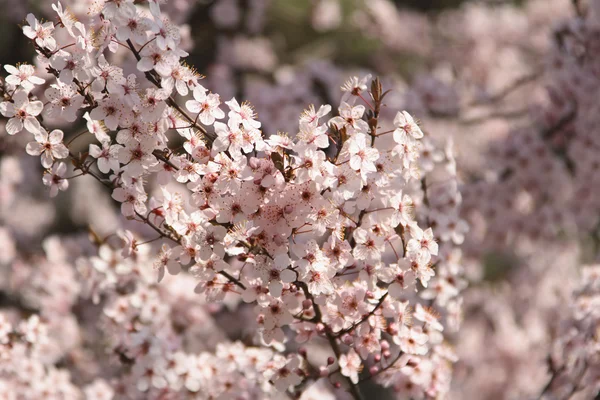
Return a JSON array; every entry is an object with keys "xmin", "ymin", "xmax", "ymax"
[
  {"xmin": 42, "ymin": 162, "xmax": 69, "ymax": 197},
  {"xmin": 0, "ymin": 2, "xmax": 469, "ymax": 399},
  {"xmin": 44, "ymin": 82, "xmax": 84, "ymax": 122},
  {"xmin": 25, "ymin": 129, "xmax": 69, "ymax": 168},
  {"xmin": 0, "ymin": 90, "xmax": 43, "ymax": 135},
  {"xmin": 22, "ymin": 13, "xmax": 56, "ymax": 50},
  {"xmin": 186, "ymin": 88, "xmax": 225, "ymax": 126},
  {"xmin": 89, "ymin": 141, "xmax": 120, "ymax": 174},
  {"xmin": 3, "ymin": 64, "xmax": 45, "ymax": 92},
  {"xmin": 339, "ymin": 349, "xmax": 362, "ymax": 384}
]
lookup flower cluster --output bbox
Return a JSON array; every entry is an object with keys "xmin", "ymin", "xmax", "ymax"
[
  {"xmin": 0, "ymin": 1, "xmax": 467, "ymax": 399},
  {"xmin": 0, "ymin": 313, "xmax": 81, "ymax": 399}
]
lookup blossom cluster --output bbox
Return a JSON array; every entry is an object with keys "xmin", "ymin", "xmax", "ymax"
[
  {"xmin": 0, "ymin": 1, "xmax": 467, "ymax": 399},
  {"xmin": 5, "ymin": 0, "xmax": 600, "ymax": 398}
]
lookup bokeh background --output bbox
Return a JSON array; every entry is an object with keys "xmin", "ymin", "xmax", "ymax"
[{"xmin": 2, "ymin": 0, "xmax": 600, "ymax": 399}]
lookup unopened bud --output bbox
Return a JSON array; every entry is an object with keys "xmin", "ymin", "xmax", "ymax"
[
  {"xmin": 369, "ymin": 366, "xmax": 379, "ymax": 375},
  {"xmin": 302, "ymin": 299, "xmax": 312, "ymax": 310},
  {"xmin": 342, "ymin": 334, "xmax": 353, "ymax": 345},
  {"xmin": 387, "ymin": 323, "xmax": 398, "ymax": 336},
  {"xmin": 334, "ymin": 382, "xmax": 341, "ymax": 389},
  {"xmin": 327, "ymin": 356, "xmax": 335, "ymax": 366},
  {"xmin": 380, "ymin": 340, "xmax": 390, "ymax": 351},
  {"xmin": 383, "ymin": 350, "xmax": 391, "ymax": 359},
  {"xmin": 316, "ymin": 323, "xmax": 326, "ymax": 334},
  {"xmin": 374, "ymin": 354, "xmax": 381, "ymax": 362}
]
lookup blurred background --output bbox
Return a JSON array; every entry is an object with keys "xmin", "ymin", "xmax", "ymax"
[{"xmin": 3, "ymin": 0, "xmax": 599, "ymax": 399}]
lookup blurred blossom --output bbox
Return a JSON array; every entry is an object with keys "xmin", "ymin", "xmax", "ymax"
[{"xmin": 0, "ymin": 0, "xmax": 599, "ymax": 399}]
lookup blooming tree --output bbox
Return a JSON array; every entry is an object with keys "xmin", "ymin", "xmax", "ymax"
[{"xmin": 0, "ymin": 1, "xmax": 466, "ymax": 399}]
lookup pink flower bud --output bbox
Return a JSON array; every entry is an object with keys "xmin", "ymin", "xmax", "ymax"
[
  {"xmin": 387, "ymin": 323, "xmax": 398, "ymax": 336},
  {"xmin": 342, "ymin": 334, "xmax": 353, "ymax": 345}
]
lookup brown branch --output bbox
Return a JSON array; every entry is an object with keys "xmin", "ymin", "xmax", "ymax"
[
  {"xmin": 294, "ymin": 281, "xmax": 364, "ymax": 400},
  {"xmin": 358, "ymin": 351, "xmax": 404, "ymax": 383},
  {"xmin": 335, "ymin": 292, "xmax": 388, "ymax": 337}
]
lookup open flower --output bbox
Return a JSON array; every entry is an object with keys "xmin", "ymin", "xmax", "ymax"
[
  {"xmin": 186, "ymin": 87, "xmax": 224, "ymax": 126},
  {"xmin": 0, "ymin": 90, "xmax": 43, "ymax": 135},
  {"xmin": 89, "ymin": 141, "xmax": 120, "ymax": 173},
  {"xmin": 393, "ymin": 110, "xmax": 423, "ymax": 142},
  {"xmin": 348, "ymin": 133, "xmax": 379, "ymax": 175},
  {"xmin": 22, "ymin": 13, "xmax": 56, "ymax": 50},
  {"xmin": 26, "ymin": 129, "xmax": 69, "ymax": 168},
  {"xmin": 339, "ymin": 349, "xmax": 362, "ymax": 384},
  {"xmin": 112, "ymin": 185, "xmax": 148, "ymax": 217},
  {"xmin": 44, "ymin": 82, "xmax": 84, "ymax": 122},
  {"xmin": 42, "ymin": 162, "xmax": 69, "ymax": 197},
  {"xmin": 4, "ymin": 64, "xmax": 45, "ymax": 92}
]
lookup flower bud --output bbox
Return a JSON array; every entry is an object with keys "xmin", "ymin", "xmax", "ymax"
[
  {"xmin": 342, "ymin": 334, "xmax": 353, "ymax": 345},
  {"xmin": 316, "ymin": 323, "xmax": 326, "ymax": 334},
  {"xmin": 302, "ymin": 299, "xmax": 312, "ymax": 310},
  {"xmin": 387, "ymin": 323, "xmax": 398, "ymax": 336}
]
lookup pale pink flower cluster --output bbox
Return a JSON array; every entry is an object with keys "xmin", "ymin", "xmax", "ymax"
[
  {"xmin": 0, "ymin": 1, "xmax": 466, "ymax": 399},
  {"xmin": 0, "ymin": 312, "xmax": 81, "ymax": 399}
]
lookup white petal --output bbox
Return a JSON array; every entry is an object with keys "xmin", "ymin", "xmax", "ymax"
[
  {"xmin": 49, "ymin": 129, "xmax": 64, "ymax": 143},
  {"xmin": 52, "ymin": 144, "xmax": 69, "ymax": 159},
  {"xmin": 6, "ymin": 118, "xmax": 23, "ymax": 135},
  {"xmin": 25, "ymin": 141, "xmax": 43, "ymax": 156},
  {"xmin": 23, "ymin": 117, "xmax": 41, "ymax": 134},
  {"xmin": 41, "ymin": 152, "xmax": 54, "ymax": 168},
  {"xmin": 185, "ymin": 100, "xmax": 201, "ymax": 114}
]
